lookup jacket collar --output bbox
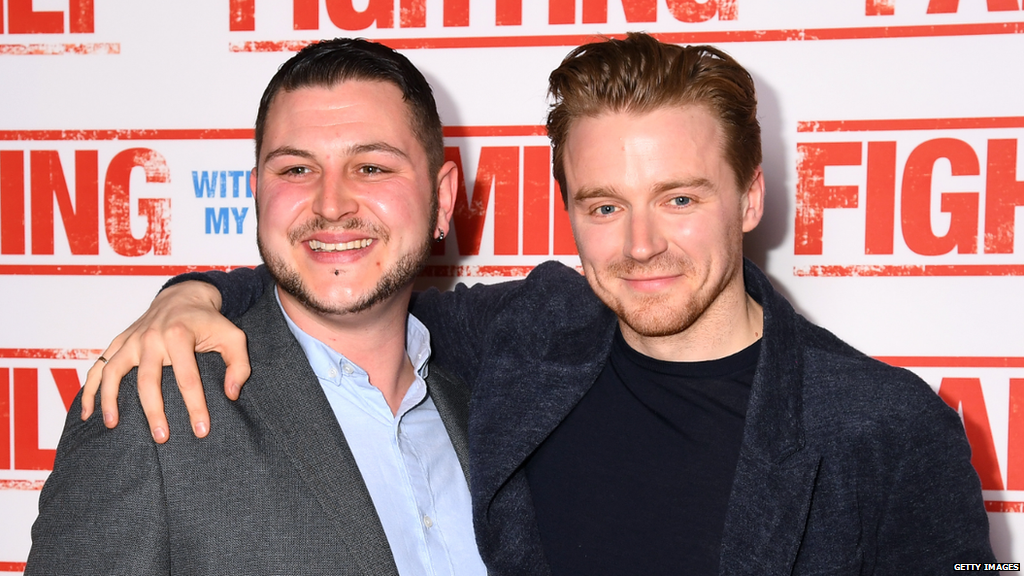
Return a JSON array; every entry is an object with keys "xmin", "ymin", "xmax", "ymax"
[
  {"xmin": 236, "ymin": 288, "xmax": 400, "ymax": 576},
  {"xmin": 468, "ymin": 263, "xmax": 617, "ymax": 518},
  {"xmin": 738, "ymin": 258, "xmax": 808, "ymax": 463},
  {"xmin": 717, "ymin": 259, "xmax": 820, "ymax": 575}
]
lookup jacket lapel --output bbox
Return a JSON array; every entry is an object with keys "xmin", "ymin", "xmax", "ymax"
[
  {"xmin": 236, "ymin": 288, "xmax": 399, "ymax": 576},
  {"xmin": 719, "ymin": 451, "xmax": 821, "ymax": 574},
  {"xmin": 718, "ymin": 260, "xmax": 821, "ymax": 575},
  {"xmin": 426, "ymin": 364, "xmax": 472, "ymax": 483},
  {"xmin": 468, "ymin": 272, "xmax": 619, "ymax": 517}
]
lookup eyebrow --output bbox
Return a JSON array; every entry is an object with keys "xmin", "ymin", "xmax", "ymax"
[
  {"xmin": 261, "ymin": 142, "xmax": 410, "ymax": 165},
  {"xmin": 262, "ymin": 146, "xmax": 314, "ymax": 165},
  {"xmin": 572, "ymin": 186, "xmax": 619, "ymax": 202},
  {"xmin": 573, "ymin": 177, "xmax": 716, "ymax": 202},
  {"xmin": 350, "ymin": 141, "xmax": 410, "ymax": 161},
  {"xmin": 653, "ymin": 177, "xmax": 716, "ymax": 194}
]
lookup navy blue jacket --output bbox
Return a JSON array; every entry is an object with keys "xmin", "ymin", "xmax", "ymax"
[{"xmin": 195, "ymin": 258, "xmax": 995, "ymax": 575}]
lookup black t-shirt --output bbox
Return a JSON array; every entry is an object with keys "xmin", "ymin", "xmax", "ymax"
[{"xmin": 525, "ymin": 329, "xmax": 759, "ymax": 575}]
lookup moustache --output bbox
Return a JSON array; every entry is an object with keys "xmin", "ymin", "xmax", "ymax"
[
  {"xmin": 288, "ymin": 217, "xmax": 389, "ymax": 245},
  {"xmin": 605, "ymin": 254, "xmax": 691, "ymax": 277}
]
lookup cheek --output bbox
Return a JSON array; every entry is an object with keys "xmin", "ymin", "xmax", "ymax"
[
  {"xmin": 366, "ymin": 194, "xmax": 406, "ymax": 222},
  {"xmin": 671, "ymin": 213, "xmax": 722, "ymax": 245},
  {"xmin": 256, "ymin": 202, "xmax": 285, "ymax": 236},
  {"xmin": 257, "ymin": 200, "xmax": 305, "ymax": 247},
  {"xmin": 364, "ymin": 182, "xmax": 431, "ymax": 227},
  {"xmin": 255, "ymin": 198, "xmax": 273, "ymax": 231},
  {"xmin": 674, "ymin": 221, "xmax": 700, "ymax": 245},
  {"xmin": 574, "ymin": 226, "xmax": 620, "ymax": 271},
  {"xmin": 262, "ymin": 189, "xmax": 310, "ymax": 223}
]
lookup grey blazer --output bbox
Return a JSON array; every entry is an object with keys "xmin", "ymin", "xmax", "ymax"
[{"xmin": 26, "ymin": 287, "xmax": 472, "ymax": 576}]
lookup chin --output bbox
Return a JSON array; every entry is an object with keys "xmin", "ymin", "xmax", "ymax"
[
  {"xmin": 619, "ymin": 310, "xmax": 696, "ymax": 338},
  {"xmin": 610, "ymin": 289, "xmax": 710, "ymax": 338},
  {"xmin": 260, "ymin": 231, "xmax": 431, "ymax": 317}
]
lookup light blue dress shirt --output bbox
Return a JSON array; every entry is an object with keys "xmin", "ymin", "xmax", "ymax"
[{"xmin": 276, "ymin": 290, "xmax": 486, "ymax": 576}]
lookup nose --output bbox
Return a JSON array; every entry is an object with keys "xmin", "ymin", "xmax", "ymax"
[
  {"xmin": 313, "ymin": 174, "xmax": 359, "ymax": 221},
  {"xmin": 625, "ymin": 207, "xmax": 668, "ymax": 263}
]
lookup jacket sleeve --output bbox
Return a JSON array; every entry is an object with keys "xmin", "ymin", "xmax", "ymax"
[
  {"xmin": 162, "ymin": 265, "xmax": 272, "ymax": 321},
  {"xmin": 410, "ymin": 261, "xmax": 603, "ymax": 391},
  {"xmin": 410, "ymin": 278, "xmax": 525, "ymax": 386},
  {"xmin": 25, "ymin": 379, "xmax": 171, "ymax": 575},
  {"xmin": 873, "ymin": 393, "xmax": 997, "ymax": 572}
]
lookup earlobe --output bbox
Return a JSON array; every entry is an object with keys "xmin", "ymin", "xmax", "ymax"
[{"xmin": 741, "ymin": 167, "xmax": 765, "ymax": 233}]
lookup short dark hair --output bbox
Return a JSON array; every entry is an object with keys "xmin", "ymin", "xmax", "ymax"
[
  {"xmin": 546, "ymin": 33, "xmax": 762, "ymax": 205},
  {"xmin": 254, "ymin": 37, "xmax": 444, "ymax": 177}
]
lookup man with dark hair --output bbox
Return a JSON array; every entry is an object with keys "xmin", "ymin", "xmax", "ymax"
[
  {"xmin": 253, "ymin": 36, "xmax": 447, "ymax": 180},
  {"xmin": 82, "ymin": 33, "xmax": 994, "ymax": 574},
  {"xmin": 27, "ymin": 38, "xmax": 486, "ymax": 576}
]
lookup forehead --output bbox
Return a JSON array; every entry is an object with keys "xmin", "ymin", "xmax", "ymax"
[
  {"xmin": 262, "ymin": 80, "xmax": 416, "ymax": 145},
  {"xmin": 563, "ymin": 105, "xmax": 733, "ymax": 190},
  {"xmin": 567, "ymin": 104, "xmax": 723, "ymax": 153}
]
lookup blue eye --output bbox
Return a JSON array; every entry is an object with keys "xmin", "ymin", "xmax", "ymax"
[
  {"xmin": 597, "ymin": 205, "xmax": 616, "ymax": 215},
  {"xmin": 672, "ymin": 197, "xmax": 691, "ymax": 207}
]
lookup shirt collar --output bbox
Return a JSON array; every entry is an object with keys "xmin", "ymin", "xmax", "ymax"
[{"xmin": 274, "ymin": 287, "xmax": 432, "ymax": 385}]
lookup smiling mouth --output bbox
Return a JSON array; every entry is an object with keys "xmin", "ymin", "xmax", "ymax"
[
  {"xmin": 623, "ymin": 274, "xmax": 679, "ymax": 283},
  {"xmin": 307, "ymin": 239, "xmax": 373, "ymax": 252}
]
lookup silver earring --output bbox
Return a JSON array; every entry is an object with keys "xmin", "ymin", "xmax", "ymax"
[{"xmin": 436, "ymin": 230, "xmax": 445, "ymax": 242}]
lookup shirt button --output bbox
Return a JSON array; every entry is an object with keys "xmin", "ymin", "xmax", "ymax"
[
  {"xmin": 328, "ymin": 368, "xmax": 337, "ymax": 378},
  {"xmin": 343, "ymin": 364, "xmax": 354, "ymax": 375},
  {"xmin": 423, "ymin": 515, "xmax": 433, "ymax": 529}
]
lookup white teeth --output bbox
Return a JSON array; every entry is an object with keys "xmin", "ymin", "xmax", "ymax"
[{"xmin": 308, "ymin": 238, "xmax": 373, "ymax": 252}]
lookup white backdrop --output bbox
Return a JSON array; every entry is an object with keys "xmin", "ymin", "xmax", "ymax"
[{"xmin": 1, "ymin": 0, "xmax": 1023, "ymax": 572}]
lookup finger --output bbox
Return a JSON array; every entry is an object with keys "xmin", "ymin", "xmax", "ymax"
[
  {"xmin": 81, "ymin": 357, "xmax": 106, "ymax": 420},
  {"xmin": 95, "ymin": 326, "xmax": 140, "ymax": 427},
  {"xmin": 137, "ymin": 376, "xmax": 170, "ymax": 444},
  {"xmin": 136, "ymin": 332, "xmax": 172, "ymax": 443},
  {"xmin": 166, "ymin": 336, "xmax": 210, "ymax": 438},
  {"xmin": 82, "ymin": 328, "xmax": 133, "ymax": 420},
  {"xmin": 215, "ymin": 326, "xmax": 250, "ymax": 401},
  {"xmin": 99, "ymin": 355, "xmax": 127, "ymax": 430}
]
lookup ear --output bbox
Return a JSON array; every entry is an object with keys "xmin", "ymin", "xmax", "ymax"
[
  {"xmin": 249, "ymin": 168, "xmax": 258, "ymax": 201},
  {"xmin": 740, "ymin": 167, "xmax": 765, "ymax": 234},
  {"xmin": 434, "ymin": 160, "xmax": 458, "ymax": 237}
]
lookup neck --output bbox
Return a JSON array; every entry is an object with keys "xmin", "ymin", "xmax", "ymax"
[
  {"xmin": 621, "ymin": 280, "xmax": 763, "ymax": 363},
  {"xmin": 278, "ymin": 285, "xmax": 416, "ymax": 416}
]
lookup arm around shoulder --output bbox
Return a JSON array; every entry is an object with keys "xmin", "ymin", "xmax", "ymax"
[
  {"xmin": 82, "ymin": 270, "xmax": 255, "ymax": 443},
  {"xmin": 411, "ymin": 261, "xmax": 604, "ymax": 379},
  {"xmin": 163, "ymin": 264, "xmax": 271, "ymax": 321},
  {"xmin": 411, "ymin": 277, "xmax": 524, "ymax": 375}
]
